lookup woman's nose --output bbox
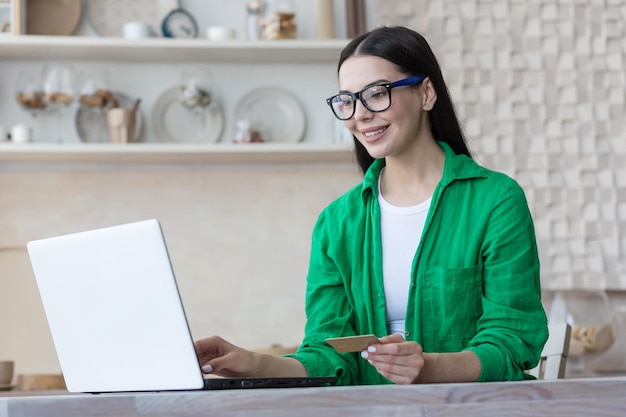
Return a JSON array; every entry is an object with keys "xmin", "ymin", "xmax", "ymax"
[{"xmin": 353, "ymin": 99, "xmax": 373, "ymax": 120}]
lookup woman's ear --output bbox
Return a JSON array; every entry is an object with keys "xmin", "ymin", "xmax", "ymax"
[{"xmin": 421, "ymin": 77, "xmax": 437, "ymax": 111}]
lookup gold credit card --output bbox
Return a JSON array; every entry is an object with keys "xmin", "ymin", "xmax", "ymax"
[{"xmin": 326, "ymin": 334, "xmax": 380, "ymax": 352}]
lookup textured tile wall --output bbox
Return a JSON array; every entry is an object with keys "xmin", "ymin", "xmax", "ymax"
[{"xmin": 376, "ymin": 0, "xmax": 625, "ymax": 289}]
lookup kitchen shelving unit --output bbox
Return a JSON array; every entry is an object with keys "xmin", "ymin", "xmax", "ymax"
[{"xmin": 0, "ymin": 35, "xmax": 353, "ymax": 164}]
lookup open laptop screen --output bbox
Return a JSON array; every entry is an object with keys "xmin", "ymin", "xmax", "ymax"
[{"xmin": 27, "ymin": 219, "xmax": 334, "ymax": 392}]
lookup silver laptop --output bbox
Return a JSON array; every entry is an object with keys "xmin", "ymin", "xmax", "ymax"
[{"xmin": 27, "ymin": 219, "xmax": 334, "ymax": 393}]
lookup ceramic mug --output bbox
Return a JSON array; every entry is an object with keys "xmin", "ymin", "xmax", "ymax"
[
  {"xmin": 206, "ymin": 26, "xmax": 236, "ymax": 41},
  {"xmin": 106, "ymin": 108, "xmax": 135, "ymax": 143},
  {"xmin": 0, "ymin": 360, "xmax": 14, "ymax": 386},
  {"xmin": 123, "ymin": 22, "xmax": 152, "ymax": 39},
  {"xmin": 10, "ymin": 124, "xmax": 32, "ymax": 143}
]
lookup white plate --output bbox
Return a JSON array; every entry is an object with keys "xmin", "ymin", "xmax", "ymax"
[
  {"xmin": 75, "ymin": 91, "xmax": 144, "ymax": 143},
  {"xmin": 233, "ymin": 87, "xmax": 306, "ymax": 143},
  {"xmin": 151, "ymin": 86, "xmax": 224, "ymax": 143},
  {"xmin": 86, "ymin": 0, "xmax": 179, "ymax": 37}
]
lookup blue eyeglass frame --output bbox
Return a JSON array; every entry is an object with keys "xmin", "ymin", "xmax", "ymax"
[{"xmin": 326, "ymin": 75, "xmax": 426, "ymax": 120}]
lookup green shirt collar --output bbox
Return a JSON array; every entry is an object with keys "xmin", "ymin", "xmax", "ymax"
[{"xmin": 360, "ymin": 141, "xmax": 487, "ymax": 201}]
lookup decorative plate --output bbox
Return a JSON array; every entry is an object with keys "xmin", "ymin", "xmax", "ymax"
[
  {"xmin": 26, "ymin": 0, "xmax": 82, "ymax": 36},
  {"xmin": 86, "ymin": 0, "xmax": 179, "ymax": 37},
  {"xmin": 233, "ymin": 87, "xmax": 306, "ymax": 143},
  {"xmin": 151, "ymin": 86, "xmax": 224, "ymax": 143},
  {"xmin": 75, "ymin": 91, "xmax": 144, "ymax": 143}
]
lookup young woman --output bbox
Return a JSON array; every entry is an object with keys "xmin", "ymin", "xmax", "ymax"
[{"xmin": 194, "ymin": 26, "xmax": 548, "ymax": 385}]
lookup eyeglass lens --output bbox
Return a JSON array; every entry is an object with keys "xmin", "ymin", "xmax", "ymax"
[{"xmin": 330, "ymin": 84, "xmax": 391, "ymax": 120}]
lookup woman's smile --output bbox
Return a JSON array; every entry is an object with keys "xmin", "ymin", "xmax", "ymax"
[{"xmin": 360, "ymin": 125, "xmax": 389, "ymax": 143}]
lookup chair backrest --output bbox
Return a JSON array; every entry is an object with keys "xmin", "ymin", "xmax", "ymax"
[{"xmin": 527, "ymin": 322, "xmax": 572, "ymax": 379}]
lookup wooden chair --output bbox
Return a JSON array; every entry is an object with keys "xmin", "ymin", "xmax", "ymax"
[{"xmin": 528, "ymin": 322, "xmax": 572, "ymax": 379}]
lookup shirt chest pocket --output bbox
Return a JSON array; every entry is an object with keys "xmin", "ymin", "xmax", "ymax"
[{"xmin": 421, "ymin": 264, "xmax": 483, "ymax": 348}]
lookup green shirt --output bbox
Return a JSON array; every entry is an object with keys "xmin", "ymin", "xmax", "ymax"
[{"xmin": 287, "ymin": 142, "xmax": 548, "ymax": 385}]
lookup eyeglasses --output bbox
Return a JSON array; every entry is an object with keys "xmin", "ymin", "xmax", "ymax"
[{"xmin": 326, "ymin": 75, "xmax": 426, "ymax": 121}]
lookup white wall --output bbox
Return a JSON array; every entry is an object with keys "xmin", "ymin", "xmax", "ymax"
[{"xmin": 0, "ymin": 163, "xmax": 362, "ymax": 374}]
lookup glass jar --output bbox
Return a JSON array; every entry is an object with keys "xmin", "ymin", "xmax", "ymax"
[
  {"xmin": 77, "ymin": 67, "xmax": 111, "ymax": 108},
  {"xmin": 246, "ymin": 1, "xmax": 265, "ymax": 40},
  {"xmin": 179, "ymin": 66, "xmax": 216, "ymax": 142},
  {"xmin": 587, "ymin": 305, "xmax": 626, "ymax": 374},
  {"xmin": 15, "ymin": 68, "xmax": 47, "ymax": 117},
  {"xmin": 547, "ymin": 289, "xmax": 616, "ymax": 376},
  {"xmin": 262, "ymin": 0, "xmax": 296, "ymax": 40}
]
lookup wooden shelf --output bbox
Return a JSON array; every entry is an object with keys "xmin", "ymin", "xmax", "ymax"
[
  {"xmin": 0, "ymin": 35, "xmax": 349, "ymax": 63},
  {"xmin": 0, "ymin": 142, "xmax": 355, "ymax": 165}
]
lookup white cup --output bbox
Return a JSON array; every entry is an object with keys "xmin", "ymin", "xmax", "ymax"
[
  {"xmin": 206, "ymin": 26, "xmax": 236, "ymax": 41},
  {"xmin": 123, "ymin": 22, "xmax": 152, "ymax": 39},
  {"xmin": 10, "ymin": 124, "xmax": 32, "ymax": 143}
]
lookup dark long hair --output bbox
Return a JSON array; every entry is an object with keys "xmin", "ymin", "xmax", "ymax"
[{"xmin": 338, "ymin": 26, "xmax": 472, "ymax": 174}]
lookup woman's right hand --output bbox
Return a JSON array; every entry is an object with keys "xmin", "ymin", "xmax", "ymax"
[
  {"xmin": 194, "ymin": 335, "xmax": 258, "ymax": 377},
  {"xmin": 194, "ymin": 335, "xmax": 308, "ymax": 378}
]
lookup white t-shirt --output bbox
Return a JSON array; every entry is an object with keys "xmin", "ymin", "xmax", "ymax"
[{"xmin": 378, "ymin": 178, "xmax": 431, "ymax": 337}]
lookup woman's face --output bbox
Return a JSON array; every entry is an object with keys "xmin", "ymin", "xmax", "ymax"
[{"xmin": 338, "ymin": 55, "xmax": 433, "ymax": 160}]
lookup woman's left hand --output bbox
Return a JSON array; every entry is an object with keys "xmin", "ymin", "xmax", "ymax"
[{"xmin": 361, "ymin": 334, "xmax": 425, "ymax": 384}]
